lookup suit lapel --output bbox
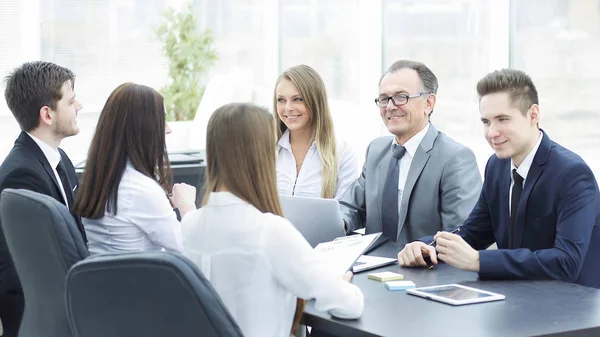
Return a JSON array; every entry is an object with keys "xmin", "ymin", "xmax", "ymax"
[
  {"xmin": 375, "ymin": 144, "xmax": 393, "ymax": 234},
  {"xmin": 17, "ymin": 132, "xmax": 63, "ymax": 201},
  {"xmin": 500, "ymin": 160, "xmax": 511, "ymax": 247},
  {"xmin": 397, "ymin": 125, "xmax": 437, "ymax": 235},
  {"xmin": 514, "ymin": 131, "xmax": 550, "ymax": 248}
]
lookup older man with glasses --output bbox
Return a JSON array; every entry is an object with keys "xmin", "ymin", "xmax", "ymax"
[{"xmin": 338, "ymin": 59, "xmax": 482, "ymax": 248}]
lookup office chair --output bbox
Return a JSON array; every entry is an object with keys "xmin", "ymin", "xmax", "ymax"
[
  {"xmin": 0, "ymin": 189, "xmax": 90, "ymax": 337},
  {"xmin": 66, "ymin": 252, "xmax": 245, "ymax": 337}
]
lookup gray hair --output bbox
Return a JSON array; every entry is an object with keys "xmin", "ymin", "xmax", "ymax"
[{"xmin": 380, "ymin": 60, "xmax": 438, "ymax": 94}]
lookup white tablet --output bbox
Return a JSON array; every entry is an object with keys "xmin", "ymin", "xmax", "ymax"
[{"xmin": 406, "ymin": 284, "xmax": 505, "ymax": 306}]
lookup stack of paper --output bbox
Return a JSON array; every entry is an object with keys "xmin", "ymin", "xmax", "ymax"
[{"xmin": 368, "ymin": 271, "xmax": 404, "ymax": 282}]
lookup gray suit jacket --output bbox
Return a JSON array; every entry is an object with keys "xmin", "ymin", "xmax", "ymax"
[{"xmin": 339, "ymin": 124, "xmax": 482, "ymax": 246}]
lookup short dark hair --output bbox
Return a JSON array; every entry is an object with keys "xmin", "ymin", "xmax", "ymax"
[
  {"xmin": 4, "ymin": 61, "xmax": 75, "ymax": 132},
  {"xmin": 476, "ymin": 68, "xmax": 539, "ymax": 115},
  {"xmin": 381, "ymin": 60, "xmax": 439, "ymax": 95},
  {"xmin": 73, "ymin": 83, "xmax": 171, "ymax": 219}
]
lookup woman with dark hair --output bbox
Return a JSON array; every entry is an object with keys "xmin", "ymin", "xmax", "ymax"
[
  {"xmin": 73, "ymin": 82, "xmax": 196, "ymax": 254},
  {"xmin": 182, "ymin": 103, "xmax": 363, "ymax": 337}
]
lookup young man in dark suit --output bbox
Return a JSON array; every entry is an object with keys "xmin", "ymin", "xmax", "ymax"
[
  {"xmin": 0, "ymin": 61, "xmax": 86, "ymax": 337},
  {"xmin": 398, "ymin": 68, "xmax": 600, "ymax": 288}
]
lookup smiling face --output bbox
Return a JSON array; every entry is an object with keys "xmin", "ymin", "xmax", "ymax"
[
  {"xmin": 479, "ymin": 92, "xmax": 540, "ymax": 166},
  {"xmin": 378, "ymin": 68, "xmax": 434, "ymax": 144},
  {"xmin": 275, "ymin": 78, "xmax": 312, "ymax": 133}
]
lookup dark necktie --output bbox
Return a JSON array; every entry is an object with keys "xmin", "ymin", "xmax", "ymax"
[
  {"xmin": 381, "ymin": 145, "xmax": 406, "ymax": 241},
  {"xmin": 56, "ymin": 160, "xmax": 88, "ymax": 243},
  {"xmin": 510, "ymin": 169, "xmax": 523, "ymax": 249},
  {"xmin": 56, "ymin": 161, "xmax": 74, "ymax": 207}
]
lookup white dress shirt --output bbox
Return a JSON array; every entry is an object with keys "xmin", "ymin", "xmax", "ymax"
[
  {"xmin": 509, "ymin": 131, "xmax": 543, "ymax": 213},
  {"xmin": 26, "ymin": 132, "xmax": 69, "ymax": 206},
  {"xmin": 83, "ymin": 161, "xmax": 183, "ymax": 255},
  {"xmin": 276, "ymin": 129, "xmax": 359, "ymax": 199},
  {"xmin": 181, "ymin": 192, "xmax": 364, "ymax": 337},
  {"xmin": 392, "ymin": 123, "xmax": 430, "ymax": 212}
]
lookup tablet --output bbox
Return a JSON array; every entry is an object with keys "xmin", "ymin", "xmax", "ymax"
[{"xmin": 406, "ymin": 284, "xmax": 505, "ymax": 306}]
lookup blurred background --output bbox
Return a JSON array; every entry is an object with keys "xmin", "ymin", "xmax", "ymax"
[{"xmin": 1, "ymin": 0, "xmax": 599, "ymax": 178}]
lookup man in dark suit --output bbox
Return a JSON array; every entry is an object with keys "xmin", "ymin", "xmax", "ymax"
[
  {"xmin": 0, "ymin": 61, "xmax": 86, "ymax": 336},
  {"xmin": 339, "ymin": 60, "xmax": 481, "ymax": 245},
  {"xmin": 398, "ymin": 69, "xmax": 600, "ymax": 288}
]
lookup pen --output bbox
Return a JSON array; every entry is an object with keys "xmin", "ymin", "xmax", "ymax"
[
  {"xmin": 425, "ymin": 228, "xmax": 461, "ymax": 270},
  {"xmin": 427, "ymin": 227, "xmax": 461, "ymax": 246}
]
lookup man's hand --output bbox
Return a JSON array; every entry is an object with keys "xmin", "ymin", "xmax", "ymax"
[
  {"xmin": 398, "ymin": 241, "xmax": 437, "ymax": 267},
  {"xmin": 342, "ymin": 271, "xmax": 353, "ymax": 282},
  {"xmin": 434, "ymin": 232, "xmax": 480, "ymax": 272}
]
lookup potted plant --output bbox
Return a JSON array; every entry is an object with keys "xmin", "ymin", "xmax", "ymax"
[{"xmin": 156, "ymin": 4, "xmax": 218, "ymax": 121}]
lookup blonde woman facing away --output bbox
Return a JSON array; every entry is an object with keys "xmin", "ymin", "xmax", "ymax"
[
  {"xmin": 182, "ymin": 103, "xmax": 363, "ymax": 337},
  {"xmin": 274, "ymin": 65, "xmax": 358, "ymax": 199}
]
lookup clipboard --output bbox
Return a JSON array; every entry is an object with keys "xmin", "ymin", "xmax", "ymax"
[{"xmin": 314, "ymin": 232, "xmax": 382, "ymax": 275}]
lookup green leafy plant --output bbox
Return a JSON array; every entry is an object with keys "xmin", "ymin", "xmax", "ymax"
[{"xmin": 156, "ymin": 5, "xmax": 218, "ymax": 121}]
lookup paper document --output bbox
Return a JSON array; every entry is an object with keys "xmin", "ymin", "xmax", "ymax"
[
  {"xmin": 352, "ymin": 255, "xmax": 397, "ymax": 273},
  {"xmin": 353, "ymin": 228, "xmax": 366, "ymax": 235},
  {"xmin": 314, "ymin": 233, "xmax": 381, "ymax": 275}
]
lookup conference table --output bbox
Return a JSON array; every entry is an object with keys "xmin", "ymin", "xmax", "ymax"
[{"xmin": 303, "ymin": 242, "xmax": 600, "ymax": 337}]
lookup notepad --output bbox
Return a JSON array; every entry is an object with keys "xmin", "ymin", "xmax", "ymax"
[
  {"xmin": 368, "ymin": 271, "xmax": 404, "ymax": 282},
  {"xmin": 385, "ymin": 280, "xmax": 416, "ymax": 291}
]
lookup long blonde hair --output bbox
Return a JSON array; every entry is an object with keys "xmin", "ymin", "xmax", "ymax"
[
  {"xmin": 203, "ymin": 103, "xmax": 305, "ymax": 335},
  {"xmin": 273, "ymin": 65, "xmax": 338, "ymax": 199}
]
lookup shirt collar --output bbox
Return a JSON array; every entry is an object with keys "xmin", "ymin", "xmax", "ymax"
[
  {"xmin": 26, "ymin": 132, "xmax": 62, "ymax": 169},
  {"xmin": 206, "ymin": 191, "xmax": 250, "ymax": 207},
  {"xmin": 511, "ymin": 131, "xmax": 543, "ymax": 181},
  {"xmin": 277, "ymin": 129, "xmax": 316, "ymax": 151},
  {"xmin": 392, "ymin": 123, "xmax": 430, "ymax": 157}
]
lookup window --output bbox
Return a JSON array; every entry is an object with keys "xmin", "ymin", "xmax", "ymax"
[
  {"xmin": 279, "ymin": 0, "xmax": 362, "ymax": 102},
  {"xmin": 0, "ymin": 1, "xmax": 25, "ymax": 116},
  {"xmin": 194, "ymin": 0, "xmax": 270, "ymax": 93},
  {"xmin": 383, "ymin": 0, "xmax": 495, "ymax": 170},
  {"xmin": 41, "ymin": 0, "xmax": 168, "ymax": 113},
  {"xmin": 511, "ymin": 0, "xmax": 600, "ymax": 176}
]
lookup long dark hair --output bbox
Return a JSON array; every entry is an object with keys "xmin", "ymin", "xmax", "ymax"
[
  {"xmin": 204, "ymin": 103, "xmax": 305, "ymax": 335},
  {"xmin": 73, "ymin": 82, "xmax": 171, "ymax": 218}
]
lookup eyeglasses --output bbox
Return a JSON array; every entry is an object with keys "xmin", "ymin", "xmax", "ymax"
[{"xmin": 374, "ymin": 92, "xmax": 430, "ymax": 108}]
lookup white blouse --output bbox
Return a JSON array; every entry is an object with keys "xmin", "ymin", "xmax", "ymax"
[
  {"xmin": 181, "ymin": 192, "xmax": 364, "ymax": 337},
  {"xmin": 276, "ymin": 130, "xmax": 358, "ymax": 200},
  {"xmin": 83, "ymin": 161, "xmax": 183, "ymax": 255}
]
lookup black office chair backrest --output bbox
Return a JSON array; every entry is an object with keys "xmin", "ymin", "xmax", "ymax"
[
  {"xmin": 0, "ymin": 188, "xmax": 89, "ymax": 337},
  {"xmin": 66, "ymin": 252, "xmax": 245, "ymax": 337}
]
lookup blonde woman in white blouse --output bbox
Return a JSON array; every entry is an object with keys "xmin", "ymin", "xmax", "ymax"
[
  {"xmin": 274, "ymin": 65, "xmax": 358, "ymax": 199},
  {"xmin": 182, "ymin": 103, "xmax": 363, "ymax": 337}
]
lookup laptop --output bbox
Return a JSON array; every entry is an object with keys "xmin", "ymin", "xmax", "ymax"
[{"xmin": 280, "ymin": 195, "xmax": 346, "ymax": 248}]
